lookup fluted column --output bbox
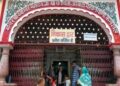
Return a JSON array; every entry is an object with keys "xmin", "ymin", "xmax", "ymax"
[
  {"xmin": 111, "ymin": 45, "xmax": 120, "ymax": 85},
  {"xmin": 0, "ymin": 47, "xmax": 10, "ymax": 85}
]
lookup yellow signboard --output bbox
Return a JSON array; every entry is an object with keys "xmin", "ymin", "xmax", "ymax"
[{"xmin": 49, "ymin": 29, "xmax": 75, "ymax": 43}]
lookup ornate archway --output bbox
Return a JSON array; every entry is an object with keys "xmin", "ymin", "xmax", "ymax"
[
  {"xmin": 1, "ymin": 1, "xmax": 116, "ymax": 43},
  {"xmin": 1, "ymin": 1, "xmax": 116, "ymax": 86},
  {"xmin": 14, "ymin": 14, "xmax": 108, "ymax": 45},
  {"xmin": 9, "ymin": 14, "xmax": 115, "ymax": 86}
]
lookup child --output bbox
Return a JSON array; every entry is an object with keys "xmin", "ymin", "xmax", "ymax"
[
  {"xmin": 47, "ymin": 75, "xmax": 56, "ymax": 86},
  {"xmin": 65, "ymin": 75, "xmax": 71, "ymax": 86},
  {"xmin": 51, "ymin": 77, "xmax": 56, "ymax": 86},
  {"xmin": 37, "ymin": 78, "xmax": 45, "ymax": 86},
  {"xmin": 37, "ymin": 70, "xmax": 46, "ymax": 86}
]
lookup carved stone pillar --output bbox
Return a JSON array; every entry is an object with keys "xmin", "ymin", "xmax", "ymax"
[
  {"xmin": 0, "ymin": 45, "xmax": 12, "ymax": 85},
  {"xmin": 111, "ymin": 45, "xmax": 120, "ymax": 85}
]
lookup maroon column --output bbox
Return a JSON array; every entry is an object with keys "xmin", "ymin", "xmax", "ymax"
[
  {"xmin": 0, "ymin": 45, "xmax": 12, "ymax": 85},
  {"xmin": 111, "ymin": 44, "xmax": 120, "ymax": 85}
]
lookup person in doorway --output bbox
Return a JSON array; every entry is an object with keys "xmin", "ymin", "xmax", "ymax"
[
  {"xmin": 57, "ymin": 66, "xmax": 66, "ymax": 86},
  {"xmin": 47, "ymin": 64, "xmax": 55, "ymax": 86},
  {"xmin": 71, "ymin": 61, "xmax": 81, "ymax": 86},
  {"xmin": 77, "ymin": 66, "xmax": 92, "ymax": 86},
  {"xmin": 48, "ymin": 64, "xmax": 55, "ymax": 78}
]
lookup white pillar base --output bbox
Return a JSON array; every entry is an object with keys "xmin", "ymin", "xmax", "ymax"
[
  {"xmin": 0, "ymin": 81, "xmax": 6, "ymax": 86},
  {"xmin": 106, "ymin": 84, "xmax": 117, "ymax": 86},
  {"xmin": 116, "ymin": 78, "xmax": 120, "ymax": 86},
  {"xmin": 0, "ymin": 83, "xmax": 17, "ymax": 86},
  {"xmin": 0, "ymin": 78, "xmax": 5, "ymax": 84}
]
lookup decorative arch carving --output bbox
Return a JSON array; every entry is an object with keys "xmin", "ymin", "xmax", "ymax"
[{"xmin": 1, "ymin": 1, "xmax": 116, "ymax": 43}]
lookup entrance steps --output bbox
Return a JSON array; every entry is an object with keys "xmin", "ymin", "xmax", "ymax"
[
  {"xmin": 0, "ymin": 83, "xmax": 17, "ymax": 86},
  {"xmin": 106, "ymin": 84, "xmax": 117, "ymax": 86}
]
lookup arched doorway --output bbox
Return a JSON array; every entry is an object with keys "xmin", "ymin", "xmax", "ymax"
[{"xmin": 9, "ymin": 14, "xmax": 115, "ymax": 86}]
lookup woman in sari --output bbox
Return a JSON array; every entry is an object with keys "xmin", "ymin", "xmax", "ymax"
[{"xmin": 77, "ymin": 66, "xmax": 92, "ymax": 86}]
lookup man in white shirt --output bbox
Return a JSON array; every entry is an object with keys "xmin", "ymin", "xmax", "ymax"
[{"xmin": 57, "ymin": 66, "xmax": 66, "ymax": 86}]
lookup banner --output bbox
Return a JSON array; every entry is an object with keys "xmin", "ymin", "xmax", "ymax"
[
  {"xmin": 84, "ymin": 33, "xmax": 97, "ymax": 41},
  {"xmin": 49, "ymin": 29, "xmax": 75, "ymax": 43}
]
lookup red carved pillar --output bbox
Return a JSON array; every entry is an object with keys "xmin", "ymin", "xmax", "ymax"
[
  {"xmin": 111, "ymin": 44, "xmax": 120, "ymax": 85},
  {"xmin": 0, "ymin": 45, "xmax": 12, "ymax": 85}
]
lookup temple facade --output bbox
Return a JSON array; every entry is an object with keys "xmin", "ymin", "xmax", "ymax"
[{"xmin": 0, "ymin": 0, "xmax": 120, "ymax": 86}]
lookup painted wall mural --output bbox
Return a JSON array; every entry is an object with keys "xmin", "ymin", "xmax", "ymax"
[
  {"xmin": 4, "ymin": 1, "xmax": 117, "ymax": 25},
  {"xmin": 4, "ymin": 0, "xmax": 119, "ymax": 33},
  {"xmin": 90, "ymin": 2, "xmax": 117, "ymax": 25},
  {"xmin": 0, "ymin": 0, "xmax": 119, "ymax": 43},
  {"xmin": 5, "ymin": 0, "xmax": 33, "ymax": 24}
]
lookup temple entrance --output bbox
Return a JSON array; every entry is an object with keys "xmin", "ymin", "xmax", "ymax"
[
  {"xmin": 52, "ymin": 61, "xmax": 68, "ymax": 76},
  {"xmin": 9, "ymin": 14, "xmax": 115, "ymax": 86},
  {"xmin": 9, "ymin": 44, "xmax": 115, "ymax": 86},
  {"xmin": 44, "ymin": 46, "xmax": 79, "ymax": 77}
]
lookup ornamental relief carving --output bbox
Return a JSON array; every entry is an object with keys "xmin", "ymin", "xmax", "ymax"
[
  {"xmin": 5, "ymin": 0, "xmax": 33, "ymax": 24},
  {"xmin": 4, "ymin": 0, "xmax": 118, "ymax": 35},
  {"xmin": 90, "ymin": 2, "xmax": 117, "ymax": 26}
]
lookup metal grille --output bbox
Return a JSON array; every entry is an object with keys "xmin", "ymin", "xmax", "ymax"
[
  {"xmin": 9, "ymin": 45, "xmax": 115, "ymax": 86},
  {"xmin": 15, "ymin": 14, "xmax": 108, "ymax": 45},
  {"xmin": 9, "ymin": 45, "xmax": 44, "ymax": 86},
  {"xmin": 78, "ymin": 45, "xmax": 115, "ymax": 86}
]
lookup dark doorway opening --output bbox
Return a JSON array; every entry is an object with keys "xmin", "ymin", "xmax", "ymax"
[{"xmin": 53, "ymin": 61, "xmax": 68, "ymax": 76}]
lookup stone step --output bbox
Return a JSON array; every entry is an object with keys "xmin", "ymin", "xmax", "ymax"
[
  {"xmin": 1, "ymin": 83, "xmax": 17, "ymax": 86},
  {"xmin": 106, "ymin": 84, "xmax": 117, "ymax": 86}
]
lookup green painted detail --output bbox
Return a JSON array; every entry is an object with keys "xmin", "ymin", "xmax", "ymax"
[
  {"xmin": 5, "ymin": 0, "xmax": 33, "ymax": 24},
  {"xmin": 90, "ymin": 2, "xmax": 118, "ymax": 25}
]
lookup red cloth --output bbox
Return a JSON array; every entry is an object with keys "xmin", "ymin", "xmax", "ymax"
[{"xmin": 51, "ymin": 80, "xmax": 56, "ymax": 86}]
